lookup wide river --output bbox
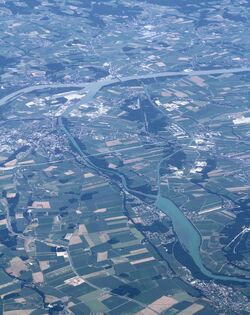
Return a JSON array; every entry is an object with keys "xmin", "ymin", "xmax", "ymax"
[
  {"xmin": 3, "ymin": 66, "xmax": 250, "ymax": 284},
  {"xmin": 61, "ymin": 112, "xmax": 250, "ymax": 284},
  {"xmin": 156, "ymin": 195, "xmax": 250, "ymax": 283}
]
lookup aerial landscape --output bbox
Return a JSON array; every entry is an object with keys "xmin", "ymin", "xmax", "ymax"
[{"xmin": 0, "ymin": 0, "xmax": 250, "ymax": 314}]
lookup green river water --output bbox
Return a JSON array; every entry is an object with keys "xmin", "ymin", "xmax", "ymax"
[
  {"xmin": 156, "ymin": 195, "xmax": 250, "ymax": 283},
  {"xmin": 59, "ymin": 99, "xmax": 250, "ymax": 284}
]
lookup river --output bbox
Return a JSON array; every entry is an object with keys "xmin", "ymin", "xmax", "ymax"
[
  {"xmin": 156, "ymin": 193, "xmax": 250, "ymax": 283},
  {"xmin": 2, "ymin": 66, "xmax": 250, "ymax": 109},
  {"xmin": 60, "ymin": 114, "xmax": 250, "ymax": 283},
  {"xmin": 4, "ymin": 66, "xmax": 250, "ymax": 284}
]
